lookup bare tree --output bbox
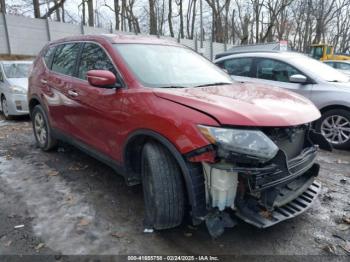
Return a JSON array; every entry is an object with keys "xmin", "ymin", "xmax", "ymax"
[
  {"xmin": 0, "ymin": 0, "xmax": 6, "ymax": 13},
  {"xmin": 87, "ymin": 0, "xmax": 94, "ymax": 26},
  {"xmin": 168, "ymin": 0, "xmax": 174, "ymax": 37},
  {"xmin": 149, "ymin": 0, "xmax": 157, "ymax": 34},
  {"xmin": 33, "ymin": 0, "xmax": 40, "ymax": 18}
]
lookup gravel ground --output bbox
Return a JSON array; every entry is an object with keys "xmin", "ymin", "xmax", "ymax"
[{"xmin": 0, "ymin": 115, "xmax": 349, "ymax": 260}]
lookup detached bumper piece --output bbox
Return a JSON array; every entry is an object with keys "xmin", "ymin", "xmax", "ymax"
[{"xmin": 235, "ymin": 181, "xmax": 321, "ymax": 228}]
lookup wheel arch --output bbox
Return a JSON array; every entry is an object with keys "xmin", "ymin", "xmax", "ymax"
[
  {"xmin": 319, "ymin": 104, "xmax": 350, "ymax": 114},
  {"xmin": 123, "ymin": 129, "xmax": 207, "ymax": 218},
  {"xmin": 28, "ymin": 95, "xmax": 42, "ymax": 117}
]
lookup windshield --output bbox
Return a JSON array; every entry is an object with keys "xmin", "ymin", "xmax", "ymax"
[
  {"xmin": 3, "ymin": 63, "xmax": 31, "ymax": 78},
  {"xmin": 291, "ymin": 56, "xmax": 349, "ymax": 83},
  {"xmin": 114, "ymin": 44, "xmax": 232, "ymax": 88}
]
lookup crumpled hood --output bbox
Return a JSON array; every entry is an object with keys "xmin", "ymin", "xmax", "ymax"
[
  {"xmin": 153, "ymin": 83, "xmax": 321, "ymax": 127},
  {"xmin": 7, "ymin": 78, "xmax": 28, "ymax": 90}
]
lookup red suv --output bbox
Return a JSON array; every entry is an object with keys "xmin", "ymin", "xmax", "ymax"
[{"xmin": 28, "ymin": 35, "xmax": 330, "ymax": 236}]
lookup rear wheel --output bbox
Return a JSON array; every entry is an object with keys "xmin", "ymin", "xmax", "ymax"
[
  {"xmin": 32, "ymin": 105, "xmax": 57, "ymax": 151},
  {"xmin": 141, "ymin": 141, "xmax": 185, "ymax": 230},
  {"xmin": 1, "ymin": 96, "xmax": 12, "ymax": 120},
  {"xmin": 316, "ymin": 109, "xmax": 350, "ymax": 149}
]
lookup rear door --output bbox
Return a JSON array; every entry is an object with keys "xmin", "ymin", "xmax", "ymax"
[{"xmin": 46, "ymin": 42, "xmax": 82, "ymax": 133}]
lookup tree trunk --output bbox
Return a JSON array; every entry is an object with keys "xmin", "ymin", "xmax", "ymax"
[
  {"xmin": 149, "ymin": 0, "xmax": 157, "ymax": 35},
  {"xmin": 33, "ymin": 0, "xmax": 40, "ymax": 18},
  {"xmin": 87, "ymin": 0, "xmax": 94, "ymax": 26},
  {"xmin": 114, "ymin": 0, "xmax": 120, "ymax": 30},
  {"xmin": 0, "ymin": 0, "xmax": 6, "ymax": 13},
  {"xmin": 179, "ymin": 0, "xmax": 184, "ymax": 38},
  {"xmin": 168, "ymin": 0, "xmax": 174, "ymax": 37},
  {"xmin": 61, "ymin": 2, "xmax": 65, "ymax": 22},
  {"xmin": 54, "ymin": 0, "xmax": 61, "ymax": 21}
]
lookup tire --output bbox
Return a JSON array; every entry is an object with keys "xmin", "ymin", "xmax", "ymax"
[
  {"xmin": 32, "ymin": 105, "xmax": 58, "ymax": 151},
  {"xmin": 315, "ymin": 109, "xmax": 350, "ymax": 149},
  {"xmin": 141, "ymin": 141, "xmax": 185, "ymax": 230},
  {"xmin": 1, "ymin": 95, "xmax": 13, "ymax": 120}
]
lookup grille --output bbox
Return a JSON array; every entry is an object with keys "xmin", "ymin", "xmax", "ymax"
[{"xmin": 263, "ymin": 125, "xmax": 307, "ymax": 160}]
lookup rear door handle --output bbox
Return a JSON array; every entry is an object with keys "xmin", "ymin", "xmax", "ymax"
[{"xmin": 68, "ymin": 90, "xmax": 79, "ymax": 97}]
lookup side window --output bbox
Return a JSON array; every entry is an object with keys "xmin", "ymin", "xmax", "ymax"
[
  {"xmin": 78, "ymin": 43, "xmax": 117, "ymax": 80},
  {"xmin": 43, "ymin": 46, "xmax": 56, "ymax": 69},
  {"xmin": 222, "ymin": 58, "xmax": 253, "ymax": 76},
  {"xmin": 51, "ymin": 43, "xmax": 81, "ymax": 76},
  {"xmin": 338, "ymin": 63, "xmax": 350, "ymax": 70},
  {"xmin": 256, "ymin": 59, "xmax": 302, "ymax": 83},
  {"xmin": 324, "ymin": 62, "xmax": 334, "ymax": 68}
]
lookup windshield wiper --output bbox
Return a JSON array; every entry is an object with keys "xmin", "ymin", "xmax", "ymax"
[
  {"xmin": 195, "ymin": 82, "xmax": 232, "ymax": 87},
  {"xmin": 158, "ymin": 85, "xmax": 187, "ymax": 89}
]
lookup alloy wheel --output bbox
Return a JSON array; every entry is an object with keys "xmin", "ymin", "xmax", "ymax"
[
  {"xmin": 34, "ymin": 112, "xmax": 47, "ymax": 145},
  {"xmin": 321, "ymin": 115, "xmax": 350, "ymax": 145},
  {"xmin": 1, "ymin": 97, "xmax": 9, "ymax": 118}
]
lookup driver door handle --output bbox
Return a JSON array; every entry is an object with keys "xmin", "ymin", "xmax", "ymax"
[{"xmin": 68, "ymin": 90, "xmax": 79, "ymax": 97}]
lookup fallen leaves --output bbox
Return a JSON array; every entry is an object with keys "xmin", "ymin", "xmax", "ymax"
[
  {"xmin": 35, "ymin": 243, "xmax": 45, "ymax": 251},
  {"xmin": 323, "ymin": 244, "xmax": 337, "ymax": 254},
  {"xmin": 77, "ymin": 218, "xmax": 90, "ymax": 227},
  {"xmin": 340, "ymin": 241, "xmax": 350, "ymax": 254},
  {"xmin": 47, "ymin": 171, "xmax": 59, "ymax": 177},
  {"xmin": 336, "ymin": 159, "xmax": 350, "ymax": 164},
  {"xmin": 4, "ymin": 240, "xmax": 12, "ymax": 247},
  {"xmin": 111, "ymin": 232, "xmax": 125, "ymax": 238},
  {"xmin": 343, "ymin": 215, "xmax": 350, "ymax": 224}
]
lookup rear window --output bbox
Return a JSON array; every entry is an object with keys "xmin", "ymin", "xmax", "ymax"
[{"xmin": 51, "ymin": 43, "xmax": 81, "ymax": 76}]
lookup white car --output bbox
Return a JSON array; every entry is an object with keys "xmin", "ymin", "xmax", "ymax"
[
  {"xmin": 323, "ymin": 60, "xmax": 350, "ymax": 76},
  {"xmin": 215, "ymin": 52, "xmax": 350, "ymax": 149},
  {"xmin": 0, "ymin": 61, "xmax": 32, "ymax": 119}
]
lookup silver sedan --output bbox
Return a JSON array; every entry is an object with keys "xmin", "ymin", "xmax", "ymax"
[
  {"xmin": 215, "ymin": 52, "xmax": 350, "ymax": 149},
  {"xmin": 0, "ymin": 61, "xmax": 32, "ymax": 119}
]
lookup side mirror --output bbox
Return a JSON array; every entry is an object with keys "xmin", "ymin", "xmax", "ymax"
[
  {"xmin": 87, "ymin": 70, "xmax": 117, "ymax": 88},
  {"xmin": 289, "ymin": 74, "xmax": 307, "ymax": 84}
]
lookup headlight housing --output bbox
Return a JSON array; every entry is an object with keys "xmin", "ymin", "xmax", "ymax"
[
  {"xmin": 198, "ymin": 125, "xmax": 278, "ymax": 162},
  {"xmin": 10, "ymin": 85, "xmax": 26, "ymax": 94}
]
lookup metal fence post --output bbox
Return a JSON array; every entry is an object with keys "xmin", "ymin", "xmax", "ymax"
[
  {"xmin": 210, "ymin": 39, "xmax": 213, "ymax": 61},
  {"xmin": 2, "ymin": 13, "xmax": 11, "ymax": 55},
  {"xmin": 45, "ymin": 18, "xmax": 51, "ymax": 41},
  {"xmin": 81, "ymin": 23, "xmax": 85, "ymax": 35},
  {"xmin": 194, "ymin": 33, "xmax": 198, "ymax": 52}
]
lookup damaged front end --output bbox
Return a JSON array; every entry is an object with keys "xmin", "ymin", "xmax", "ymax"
[{"xmin": 188, "ymin": 124, "xmax": 331, "ymax": 237}]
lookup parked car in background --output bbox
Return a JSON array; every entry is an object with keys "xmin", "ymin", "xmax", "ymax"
[
  {"xmin": 0, "ymin": 60, "xmax": 32, "ymax": 119},
  {"xmin": 323, "ymin": 60, "xmax": 350, "ymax": 76},
  {"xmin": 28, "ymin": 35, "xmax": 330, "ymax": 236},
  {"xmin": 215, "ymin": 52, "xmax": 350, "ymax": 149}
]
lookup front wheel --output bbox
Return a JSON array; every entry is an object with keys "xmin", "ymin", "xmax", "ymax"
[
  {"xmin": 141, "ymin": 141, "xmax": 185, "ymax": 230},
  {"xmin": 316, "ymin": 109, "xmax": 350, "ymax": 149},
  {"xmin": 32, "ymin": 105, "xmax": 57, "ymax": 151}
]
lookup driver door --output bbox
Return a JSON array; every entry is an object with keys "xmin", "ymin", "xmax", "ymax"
[{"xmin": 244, "ymin": 58, "xmax": 313, "ymax": 100}]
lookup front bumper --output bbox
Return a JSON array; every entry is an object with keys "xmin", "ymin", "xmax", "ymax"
[
  {"xmin": 235, "ymin": 180, "xmax": 321, "ymax": 228},
  {"xmin": 5, "ymin": 94, "xmax": 29, "ymax": 115}
]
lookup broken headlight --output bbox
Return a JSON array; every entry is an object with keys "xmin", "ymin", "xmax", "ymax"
[{"xmin": 198, "ymin": 125, "xmax": 278, "ymax": 162}]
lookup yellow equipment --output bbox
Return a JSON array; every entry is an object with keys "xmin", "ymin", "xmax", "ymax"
[{"xmin": 310, "ymin": 44, "xmax": 350, "ymax": 61}]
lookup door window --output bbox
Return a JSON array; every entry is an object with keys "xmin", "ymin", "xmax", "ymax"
[
  {"xmin": 324, "ymin": 61, "xmax": 335, "ymax": 68},
  {"xmin": 78, "ymin": 43, "xmax": 117, "ymax": 80},
  {"xmin": 51, "ymin": 43, "xmax": 81, "ymax": 76},
  {"xmin": 43, "ymin": 46, "xmax": 56, "ymax": 68},
  {"xmin": 337, "ymin": 62, "xmax": 350, "ymax": 70},
  {"xmin": 256, "ymin": 59, "xmax": 302, "ymax": 83},
  {"xmin": 221, "ymin": 58, "xmax": 253, "ymax": 76}
]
